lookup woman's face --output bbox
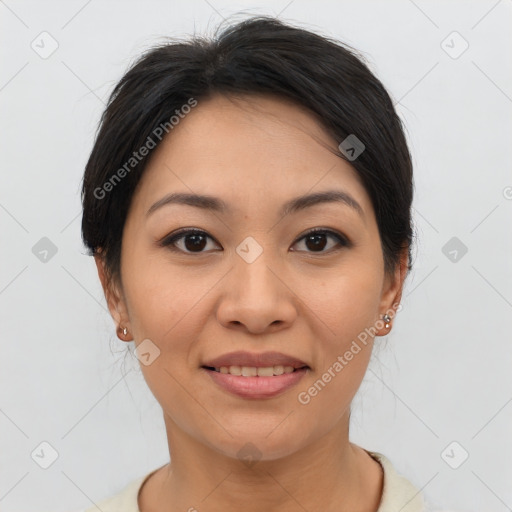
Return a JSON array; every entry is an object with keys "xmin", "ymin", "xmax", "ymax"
[{"xmin": 97, "ymin": 93, "xmax": 405, "ymax": 462}]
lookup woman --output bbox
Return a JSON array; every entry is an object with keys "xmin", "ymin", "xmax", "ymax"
[{"xmin": 81, "ymin": 15, "xmax": 423, "ymax": 512}]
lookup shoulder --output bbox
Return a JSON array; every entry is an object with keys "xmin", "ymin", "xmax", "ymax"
[
  {"xmin": 366, "ymin": 450, "xmax": 425, "ymax": 512},
  {"xmin": 82, "ymin": 472, "xmax": 151, "ymax": 512}
]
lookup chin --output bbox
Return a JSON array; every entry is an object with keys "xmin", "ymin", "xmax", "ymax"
[{"xmin": 206, "ymin": 426, "xmax": 310, "ymax": 464}]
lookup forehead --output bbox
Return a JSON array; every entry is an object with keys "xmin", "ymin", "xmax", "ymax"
[{"xmin": 130, "ymin": 93, "xmax": 372, "ymax": 220}]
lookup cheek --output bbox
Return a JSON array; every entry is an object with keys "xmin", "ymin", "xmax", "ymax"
[
  {"xmin": 121, "ymin": 248, "xmax": 210, "ymax": 397},
  {"xmin": 297, "ymin": 267, "xmax": 381, "ymax": 408},
  {"xmin": 304, "ymin": 266, "xmax": 383, "ymax": 347},
  {"xmin": 122, "ymin": 243, "xmax": 212, "ymax": 338},
  {"xmin": 294, "ymin": 274, "xmax": 380, "ymax": 424}
]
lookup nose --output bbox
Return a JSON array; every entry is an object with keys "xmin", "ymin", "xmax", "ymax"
[{"xmin": 216, "ymin": 249, "xmax": 297, "ymax": 334}]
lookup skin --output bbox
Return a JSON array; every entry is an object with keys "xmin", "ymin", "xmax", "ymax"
[{"xmin": 95, "ymin": 93, "xmax": 408, "ymax": 512}]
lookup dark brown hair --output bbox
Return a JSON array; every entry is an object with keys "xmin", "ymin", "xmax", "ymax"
[{"xmin": 81, "ymin": 15, "xmax": 415, "ymax": 284}]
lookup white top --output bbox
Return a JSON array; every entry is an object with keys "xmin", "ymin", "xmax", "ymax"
[{"xmin": 83, "ymin": 450, "xmax": 425, "ymax": 512}]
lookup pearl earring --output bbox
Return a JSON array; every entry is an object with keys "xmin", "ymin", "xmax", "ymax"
[{"xmin": 383, "ymin": 314, "xmax": 391, "ymax": 329}]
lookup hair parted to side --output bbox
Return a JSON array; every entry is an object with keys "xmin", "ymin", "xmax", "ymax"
[{"xmin": 81, "ymin": 15, "xmax": 416, "ymax": 285}]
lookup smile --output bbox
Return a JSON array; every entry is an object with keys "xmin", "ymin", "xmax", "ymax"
[
  {"xmin": 202, "ymin": 366, "xmax": 309, "ymax": 399},
  {"xmin": 204, "ymin": 365, "xmax": 305, "ymax": 376}
]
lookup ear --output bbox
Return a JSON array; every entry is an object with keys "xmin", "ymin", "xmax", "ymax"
[
  {"xmin": 94, "ymin": 252, "xmax": 132, "ymax": 341},
  {"xmin": 375, "ymin": 247, "xmax": 409, "ymax": 336}
]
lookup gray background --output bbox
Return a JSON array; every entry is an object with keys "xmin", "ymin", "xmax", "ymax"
[{"xmin": 1, "ymin": 1, "xmax": 511, "ymax": 511}]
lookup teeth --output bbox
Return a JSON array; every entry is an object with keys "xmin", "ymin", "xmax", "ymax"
[
  {"xmin": 242, "ymin": 366, "xmax": 257, "ymax": 377},
  {"xmin": 257, "ymin": 366, "xmax": 274, "ymax": 377},
  {"xmin": 213, "ymin": 365, "xmax": 298, "ymax": 376},
  {"xmin": 274, "ymin": 365, "xmax": 284, "ymax": 375}
]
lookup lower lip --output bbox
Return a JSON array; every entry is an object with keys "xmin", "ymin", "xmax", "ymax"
[{"xmin": 202, "ymin": 367, "xmax": 308, "ymax": 399}]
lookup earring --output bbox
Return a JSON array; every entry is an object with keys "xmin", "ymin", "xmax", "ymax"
[
  {"xmin": 117, "ymin": 325, "xmax": 129, "ymax": 340},
  {"xmin": 382, "ymin": 314, "xmax": 391, "ymax": 329}
]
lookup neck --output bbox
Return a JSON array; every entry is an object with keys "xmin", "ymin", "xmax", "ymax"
[{"xmin": 138, "ymin": 412, "xmax": 383, "ymax": 512}]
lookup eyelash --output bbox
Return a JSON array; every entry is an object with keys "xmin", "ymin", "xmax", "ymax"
[{"xmin": 159, "ymin": 227, "xmax": 350, "ymax": 255}]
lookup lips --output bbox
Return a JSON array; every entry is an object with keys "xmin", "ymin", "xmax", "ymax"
[
  {"xmin": 201, "ymin": 350, "xmax": 310, "ymax": 370},
  {"xmin": 205, "ymin": 367, "xmax": 308, "ymax": 399},
  {"xmin": 201, "ymin": 351, "xmax": 310, "ymax": 399}
]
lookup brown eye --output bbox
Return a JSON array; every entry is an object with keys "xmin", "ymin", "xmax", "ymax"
[
  {"xmin": 159, "ymin": 227, "xmax": 350, "ymax": 255},
  {"xmin": 291, "ymin": 229, "xmax": 350, "ymax": 254},
  {"xmin": 160, "ymin": 229, "xmax": 219, "ymax": 254}
]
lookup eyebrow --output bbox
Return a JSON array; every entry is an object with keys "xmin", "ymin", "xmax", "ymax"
[{"xmin": 146, "ymin": 190, "xmax": 364, "ymax": 219}]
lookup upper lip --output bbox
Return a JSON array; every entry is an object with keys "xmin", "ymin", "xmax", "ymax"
[{"xmin": 202, "ymin": 351, "xmax": 309, "ymax": 369}]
